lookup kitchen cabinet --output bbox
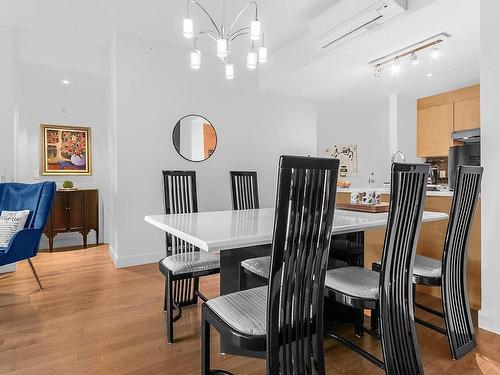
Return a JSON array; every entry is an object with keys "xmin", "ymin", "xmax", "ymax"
[
  {"xmin": 417, "ymin": 84, "xmax": 480, "ymax": 158},
  {"xmin": 417, "ymin": 103, "xmax": 454, "ymax": 157},
  {"xmin": 43, "ymin": 189, "xmax": 99, "ymax": 251},
  {"xmin": 454, "ymin": 97, "xmax": 481, "ymax": 131}
]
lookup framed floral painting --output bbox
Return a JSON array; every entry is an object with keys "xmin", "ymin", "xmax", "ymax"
[{"xmin": 40, "ymin": 124, "xmax": 92, "ymax": 175}]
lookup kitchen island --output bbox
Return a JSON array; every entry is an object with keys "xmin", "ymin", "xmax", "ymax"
[{"xmin": 336, "ymin": 190, "xmax": 482, "ymax": 310}]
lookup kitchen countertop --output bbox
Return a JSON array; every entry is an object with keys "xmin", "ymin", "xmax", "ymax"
[{"xmin": 337, "ymin": 187, "xmax": 454, "ymax": 197}]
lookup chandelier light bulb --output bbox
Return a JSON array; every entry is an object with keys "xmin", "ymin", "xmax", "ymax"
[
  {"xmin": 182, "ymin": 1, "xmax": 267, "ymax": 79},
  {"xmin": 247, "ymin": 50, "xmax": 258, "ymax": 70},
  {"xmin": 250, "ymin": 20, "xmax": 262, "ymax": 41},
  {"xmin": 190, "ymin": 50, "xmax": 201, "ymax": 70},
  {"xmin": 431, "ymin": 43, "xmax": 440, "ymax": 59},
  {"xmin": 217, "ymin": 38, "xmax": 228, "ymax": 59},
  {"xmin": 183, "ymin": 18, "xmax": 194, "ymax": 39},
  {"xmin": 258, "ymin": 46, "xmax": 267, "ymax": 63},
  {"xmin": 411, "ymin": 51, "xmax": 419, "ymax": 65},
  {"xmin": 390, "ymin": 58, "xmax": 401, "ymax": 75},
  {"xmin": 225, "ymin": 63, "xmax": 234, "ymax": 79}
]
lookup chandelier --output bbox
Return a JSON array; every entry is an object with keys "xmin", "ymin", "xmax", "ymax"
[{"xmin": 182, "ymin": 0, "xmax": 267, "ymax": 79}]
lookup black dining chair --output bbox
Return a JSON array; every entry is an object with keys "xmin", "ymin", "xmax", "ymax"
[
  {"xmin": 325, "ymin": 163, "xmax": 429, "ymax": 374},
  {"xmin": 372, "ymin": 165, "xmax": 483, "ymax": 360},
  {"xmin": 201, "ymin": 155, "xmax": 340, "ymax": 375},
  {"xmin": 229, "ymin": 171, "xmax": 269, "ymax": 289},
  {"xmin": 159, "ymin": 171, "xmax": 220, "ymax": 344},
  {"xmin": 230, "ymin": 171, "xmax": 259, "ymax": 210}
]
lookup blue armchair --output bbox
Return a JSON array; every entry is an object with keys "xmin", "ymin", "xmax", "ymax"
[{"xmin": 0, "ymin": 182, "xmax": 56, "ymax": 289}]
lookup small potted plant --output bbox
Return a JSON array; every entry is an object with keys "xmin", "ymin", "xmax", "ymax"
[{"xmin": 62, "ymin": 180, "xmax": 75, "ymax": 190}]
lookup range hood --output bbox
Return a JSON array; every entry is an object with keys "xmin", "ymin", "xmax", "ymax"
[{"xmin": 451, "ymin": 128, "xmax": 480, "ymax": 143}]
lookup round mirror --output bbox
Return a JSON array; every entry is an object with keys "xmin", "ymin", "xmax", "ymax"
[{"xmin": 172, "ymin": 115, "xmax": 217, "ymax": 162}]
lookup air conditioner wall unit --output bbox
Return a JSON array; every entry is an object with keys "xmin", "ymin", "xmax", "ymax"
[{"xmin": 309, "ymin": 0, "xmax": 407, "ymax": 50}]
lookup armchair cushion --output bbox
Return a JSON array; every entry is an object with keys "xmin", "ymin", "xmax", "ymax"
[{"xmin": 0, "ymin": 210, "xmax": 30, "ymax": 247}]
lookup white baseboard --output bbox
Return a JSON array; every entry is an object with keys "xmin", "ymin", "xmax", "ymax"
[
  {"xmin": 479, "ymin": 310, "xmax": 500, "ymax": 334},
  {"xmin": 0, "ymin": 263, "xmax": 16, "ymax": 273},
  {"xmin": 108, "ymin": 246, "xmax": 164, "ymax": 268}
]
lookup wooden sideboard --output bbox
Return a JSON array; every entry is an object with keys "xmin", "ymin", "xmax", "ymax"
[{"xmin": 43, "ymin": 189, "xmax": 99, "ymax": 251}]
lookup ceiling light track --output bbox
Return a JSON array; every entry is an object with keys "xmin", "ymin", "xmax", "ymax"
[
  {"xmin": 370, "ymin": 33, "xmax": 450, "ymax": 77},
  {"xmin": 369, "ymin": 32, "xmax": 450, "ymax": 67}
]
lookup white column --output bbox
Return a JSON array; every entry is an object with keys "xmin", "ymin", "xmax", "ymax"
[
  {"xmin": 0, "ymin": 27, "xmax": 16, "ymax": 273},
  {"xmin": 389, "ymin": 93, "xmax": 420, "ymax": 163},
  {"xmin": 479, "ymin": 0, "xmax": 500, "ymax": 334}
]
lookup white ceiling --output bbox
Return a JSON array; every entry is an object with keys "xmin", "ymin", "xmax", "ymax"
[
  {"xmin": 0, "ymin": 0, "xmax": 480, "ymax": 107},
  {"xmin": 0, "ymin": 0, "xmax": 332, "ymax": 51},
  {"xmin": 259, "ymin": 0, "xmax": 480, "ymax": 107}
]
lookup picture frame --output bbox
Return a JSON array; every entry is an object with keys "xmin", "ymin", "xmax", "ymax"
[
  {"xmin": 332, "ymin": 144, "xmax": 358, "ymax": 178},
  {"xmin": 40, "ymin": 124, "xmax": 92, "ymax": 176}
]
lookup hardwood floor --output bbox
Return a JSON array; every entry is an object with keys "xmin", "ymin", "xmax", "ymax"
[{"xmin": 1, "ymin": 245, "xmax": 500, "ymax": 374}]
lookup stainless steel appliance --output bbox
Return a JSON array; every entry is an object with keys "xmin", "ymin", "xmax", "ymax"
[
  {"xmin": 448, "ymin": 142, "xmax": 480, "ymax": 190},
  {"xmin": 430, "ymin": 167, "xmax": 438, "ymax": 185}
]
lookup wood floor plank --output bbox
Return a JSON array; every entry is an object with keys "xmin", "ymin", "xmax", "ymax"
[{"xmin": 1, "ymin": 245, "xmax": 500, "ymax": 374}]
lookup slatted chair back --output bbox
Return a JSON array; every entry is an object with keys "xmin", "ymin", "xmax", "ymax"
[
  {"xmin": 441, "ymin": 165, "xmax": 482, "ymax": 358},
  {"xmin": 162, "ymin": 170, "xmax": 199, "ymax": 306},
  {"xmin": 230, "ymin": 171, "xmax": 259, "ymax": 210},
  {"xmin": 378, "ymin": 163, "xmax": 429, "ymax": 375},
  {"xmin": 162, "ymin": 170, "xmax": 198, "ymax": 256},
  {"xmin": 266, "ymin": 156, "xmax": 339, "ymax": 375}
]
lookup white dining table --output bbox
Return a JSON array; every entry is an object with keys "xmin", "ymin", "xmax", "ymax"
[
  {"xmin": 144, "ymin": 207, "xmax": 448, "ymax": 252},
  {"xmin": 145, "ymin": 207, "xmax": 448, "ymax": 357}
]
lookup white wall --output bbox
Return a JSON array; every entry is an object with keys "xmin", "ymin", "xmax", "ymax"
[
  {"xmin": 317, "ymin": 102, "xmax": 391, "ymax": 187},
  {"xmin": 389, "ymin": 94, "xmax": 420, "ymax": 163},
  {"xmin": 0, "ymin": 27, "xmax": 15, "ymax": 182},
  {"xmin": 0, "ymin": 27, "xmax": 16, "ymax": 273},
  {"xmin": 15, "ymin": 65, "xmax": 109, "ymax": 248},
  {"xmin": 479, "ymin": 0, "xmax": 500, "ymax": 334},
  {"xmin": 109, "ymin": 32, "xmax": 317, "ymax": 267},
  {"xmin": 15, "ymin": 29, "xmax": 108, "ymax": 76}
]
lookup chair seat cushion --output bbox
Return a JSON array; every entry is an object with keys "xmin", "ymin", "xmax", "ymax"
[
  {"xmin": 373, "ymin": 255, "xmax": 442, "ymax": 279},
  {"xmin": 241, "ymin": 256, "xmax": 270, "ymax": 279},
  {"xmin": 206, "ymin": 286, "xmax": 267, "ymax": 336},
  {"xmin": 413, "ymin": 255, "xmax": 442, "ymax": 278},
  {"xmin": 325, "ymin": 267, "xmax": 379, "ymax": 300},
  {"xmin": 160, "ymin": 251, "xmax": 219, "ymax": 275}
]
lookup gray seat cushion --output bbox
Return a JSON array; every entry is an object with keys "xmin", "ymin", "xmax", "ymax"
[
  {"xmin": 160, "ymin": 252, "xmax": 219, "ymax": 275},
  {"xmin": 325, "ymin": 267, "xmax": 379, "ymax": 300},
  {"xmin": 206, "ymin": 286, "xmax": 267, "ymax": 336},
  {"xmin": 373, "ymin": 255, "xmax": 442, "ymax": 279},
  {"xmin": 241, "ymin": 256, "xmax": 270, "ymax": 279},
  {"xmin": 413, "ymin": 255, "xmax": 442, "ymax": 278}
]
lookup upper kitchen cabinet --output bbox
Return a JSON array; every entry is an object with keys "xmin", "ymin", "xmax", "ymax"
[
  {"xmin": 417, "ymin": 84, "xmax": 480, "ymax": 158},
  {"xmin": 417, "ymin": 103, "xmax": 454, "ymax": 157},
  {"xmin": 454, "ymin": 96, "xmax": 481, "ymax": 131}
]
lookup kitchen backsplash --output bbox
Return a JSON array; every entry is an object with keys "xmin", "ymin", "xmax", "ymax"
[{"xmin": 426, "ymin": 157, "xmax": 449, "ymax": 184}]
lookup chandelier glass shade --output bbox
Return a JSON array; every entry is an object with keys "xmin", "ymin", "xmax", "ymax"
[{"xmin": 182, "ymin": 0, "xmax": 267, "ymax": 79}]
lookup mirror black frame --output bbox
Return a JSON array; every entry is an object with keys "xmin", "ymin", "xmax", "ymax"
[{"xmin": 172, "ymin": 114, "xmax": 218, "ymax": 163}]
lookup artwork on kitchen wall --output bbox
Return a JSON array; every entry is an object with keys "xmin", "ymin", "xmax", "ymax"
[
  {"xmin": 40, "ymin": 124, "xmax": 92, "ymax": 176},
  {"xmin": 333, "ymin": 144, "xmax": 358, "ymax": 178}
]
